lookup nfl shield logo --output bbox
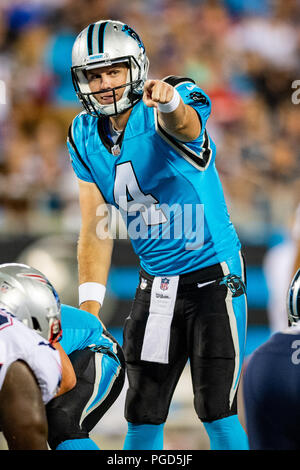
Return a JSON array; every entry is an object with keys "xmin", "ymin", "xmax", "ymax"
[
  {"xmin": 111, "ymin": 144, "xmax": 121, "ymax": 156},
  {"xmin": 160, "ymin": 277, "xmax": 170, "ymax": 291}
]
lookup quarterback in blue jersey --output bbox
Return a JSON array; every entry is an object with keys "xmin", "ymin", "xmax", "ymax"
[{"xmin": 68, "ymin": 20, "xmax": 249, "ymax": 450}]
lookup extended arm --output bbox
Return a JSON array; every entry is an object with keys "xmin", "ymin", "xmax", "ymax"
[
  {"xmin": 143, "ymin": 79, "xmax": 201, "ymax": 142},
  {"xmin": 77, "ymin": 178, "xmax": 114, "ymax": 324}
]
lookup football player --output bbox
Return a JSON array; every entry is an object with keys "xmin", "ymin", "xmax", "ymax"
[
  {"xmin": 263, "ymin": 202, "xmax": 300, "ymax": 332},
  {"xmin": 243, "ymin": 268, "xmax": 300, "ymax": 449},
  {"xmin": 68, "ymin": 20, "xmax": 249, "ymax": 450},
  {"xmin": 0, "ymin": 263, "xmax": 125, "ymax": 450}
]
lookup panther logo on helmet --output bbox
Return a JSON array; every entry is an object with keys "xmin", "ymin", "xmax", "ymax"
[{"xmin": 122, "ymin": 24, "xmax": 145, "ymax": 53}]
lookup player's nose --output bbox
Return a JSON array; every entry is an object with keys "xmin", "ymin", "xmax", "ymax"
[{"xmin": 99, "ymin": 74, "xmax": 112, "ymax": 91}]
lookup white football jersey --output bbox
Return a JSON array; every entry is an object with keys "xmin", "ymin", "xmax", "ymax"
[{"xmin": 0, "ymin": 309, "xmax": 62, "ymax": 404}]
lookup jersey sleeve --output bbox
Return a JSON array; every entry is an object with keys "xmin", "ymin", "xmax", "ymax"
[
  {"xmin": 67, "ymin": 114, "xmax": 95, "ymax": 183},
  {"xmin": 59, "ymin": 304, "xmax": 105, "ymax": 355},
  {"xmin": 0, "ymin": 318, "xmax": 62, "ymax": 405},
  {"xmin": 180, "ymin": 82, "xmax": 211, "ymax": 129},
  {"xmin": 59, "ymin": 304, "xmax": 118, "ymax": 356},
  {"xmin": 161, "ymin": 76, "xmax": 214, "ymax": 171}
]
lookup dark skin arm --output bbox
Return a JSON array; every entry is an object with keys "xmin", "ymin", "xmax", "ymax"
[
  {"xmin": 0, "ymin": 360, "xmax": 48, "ymax": 450},
  {"xmin": 0, "ymin": 345, "xmax": 76, "ymax": 450}
]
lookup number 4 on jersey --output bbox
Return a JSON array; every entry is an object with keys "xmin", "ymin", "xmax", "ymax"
[{"xmin": 113, "ymin": 162, "xmax": 167, "ymax": 226}]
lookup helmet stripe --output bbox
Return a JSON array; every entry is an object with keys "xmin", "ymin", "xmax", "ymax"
[
  {"xmin": 92, "ymin": 22, "xmax": 101, "ymax": 55},
  {"xmin": 87, "ymin": 23, "xmax": 95, "ymax": 55},
  {"xmin": 98, "ymin": 21, "xmax": 108, "ymax": 53}
]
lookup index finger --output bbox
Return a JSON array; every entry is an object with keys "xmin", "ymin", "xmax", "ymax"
[{"xmin": 144, "ymin": 80, "xmax": 158, "ymax": 93}]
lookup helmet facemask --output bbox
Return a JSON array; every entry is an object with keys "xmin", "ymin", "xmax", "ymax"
[
  {"xmin": 71, "ymin": 55, "xmax": 149, "ymax": 117},
  {"xmin": 71, "ymin": 20, "xmax": 149, "ymax": 117}
]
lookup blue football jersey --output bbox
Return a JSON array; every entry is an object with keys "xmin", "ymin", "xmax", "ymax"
[
  {"xmin": 67, "ymin": 76, "xmax": 241, "ymax": 275},
  {"xmin": 59, "ymin": 304, "xmax": 115, "ymax": 355}
]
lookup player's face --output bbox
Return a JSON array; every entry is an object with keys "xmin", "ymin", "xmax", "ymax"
[{"xmin": 86, "ymin": 63, "xmax": 128, "ymax": 105}]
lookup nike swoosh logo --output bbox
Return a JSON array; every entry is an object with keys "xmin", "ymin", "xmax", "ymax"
[
  {"xmin": 186, "ymin": 84, "xmax": 197, "ymax": 90},
  {"xmin": 197, "ymin": 280, "xmax": 216, "ymax": 288}
]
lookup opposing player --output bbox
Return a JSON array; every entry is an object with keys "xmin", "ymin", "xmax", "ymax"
[
  {"xmin": 68, "ymin": 20, "xmax": 249, "ymax": 450},
  {"xmin": 0, "ymin": 264, "xmax": 74, "ymax": 450},
  {"xmin": 0, "ymin": 263, "xmax": 125, "ymax": 450},
  {"xmin": 243, "ymin": 268, "xmax": 300, "ymax": 449},
  {"xmin": 263, "ymin": 202, "xmax": 300, "ymax": 332}
]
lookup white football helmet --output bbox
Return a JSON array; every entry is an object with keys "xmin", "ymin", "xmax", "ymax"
[
  {"xmin": 71, "ymin": 20, "xmax": 149, "ymax": 117},
  {"xmin": 0, "ymin": 263, "xmax": 62, "ymax": 343},
  {"xmin": 287, "ymin": 268, "xmax": 300, "ymax": 326}
]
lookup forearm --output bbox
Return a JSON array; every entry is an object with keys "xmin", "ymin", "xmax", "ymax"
[
  {"xmin": 158, "ymin": 100, "xmax": 195, "ymax": 141},
  {"xmin": 143, "ymin": 79, "xmax": 200, "ymax": 141},
  {"xmin": 53, "ymin": 343, "xmax": 76, "ymax": 397},
  {"xmin": 78, "ymin": 229, "xmax": 113, "ymax": 285},
  {"xmin": 77, "ymin": 228, "xmax": 113, "ymax": 320},
  {"xmin": 158, "ymin": 101, "xmax": 201, "ymax": 142}
]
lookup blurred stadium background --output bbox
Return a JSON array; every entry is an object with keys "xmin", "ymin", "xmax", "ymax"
[{"xmin": 0, "ymin": 0, "xmax": 299, "ymax": 450}]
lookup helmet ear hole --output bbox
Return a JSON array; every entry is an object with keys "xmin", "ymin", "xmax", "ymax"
[{"xmin": 31, "ymin": 316, "xmax": 41, "ymax": 332}]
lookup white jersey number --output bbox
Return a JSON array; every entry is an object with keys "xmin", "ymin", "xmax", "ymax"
[{"xmin": 113, "ymin": 161, "xmax": 167, "ymax": 226}]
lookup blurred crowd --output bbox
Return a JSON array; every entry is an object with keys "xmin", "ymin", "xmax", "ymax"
[{"xmin": 0, "ymin": 0, "xmax": 299, "ymax": 244}]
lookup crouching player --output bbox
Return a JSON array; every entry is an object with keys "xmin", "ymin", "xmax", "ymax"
[{"xmin": 0, "ymin": 263, "xmax": 125, "ymax": 450}]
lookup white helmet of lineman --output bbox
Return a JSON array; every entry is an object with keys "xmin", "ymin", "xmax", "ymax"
[
  {"xmin": 0, "ymin": 263, "xmax": 62, "ymax": 343},
  {"xmin": 71, "ymin": 19, "xmax": 149, "ymax": 117},
  {"xmin": 287, "ymin": 268, "xmax": 300, "ymax": 326}
]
